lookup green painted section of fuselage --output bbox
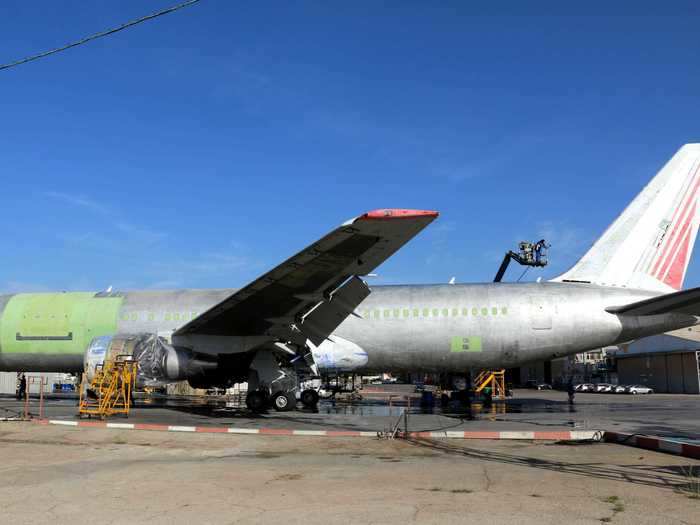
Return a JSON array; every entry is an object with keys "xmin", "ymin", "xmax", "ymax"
[{"xmin": 0, "ymin": 292, "xmax": 123, "ymax": 356}]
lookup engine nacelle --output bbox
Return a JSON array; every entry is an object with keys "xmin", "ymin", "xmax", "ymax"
[
  {"xmin": 312, "ymin": 336, "xmax": 368, "ymax": 372},
  {"xmin": 84, "ymin": 333, "xmax": 217, "ymax": 388}
]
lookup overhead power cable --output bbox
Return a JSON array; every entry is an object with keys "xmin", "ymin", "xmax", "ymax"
[{"xmin": 0, "ymin": 0, "xmax": 201, "ymax": 72}]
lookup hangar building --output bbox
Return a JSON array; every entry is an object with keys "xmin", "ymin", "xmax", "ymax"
[{"xmin": 611, "ymin": 326, "xmax": 700, "ymax": 394}]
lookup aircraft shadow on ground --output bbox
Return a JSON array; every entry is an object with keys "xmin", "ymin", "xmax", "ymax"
[
  {"xmin": 406, "ymin": 437, "xmax": 695, "ymax": 491},
  {"xmin": 130, "ymin": 403, "xmax": 476, "ymax": 433}
]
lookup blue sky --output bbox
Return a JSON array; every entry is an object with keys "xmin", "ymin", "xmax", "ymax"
[{"xmin": 1, "ymin": 1, "xmax": 699, "ymax": 292}]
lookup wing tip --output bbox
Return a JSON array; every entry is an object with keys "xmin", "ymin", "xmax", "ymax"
[{"xmin": 357, "ymin": 209, "xmax": 440, "ymax": 221}]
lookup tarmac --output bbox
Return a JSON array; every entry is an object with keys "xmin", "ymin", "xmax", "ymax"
[
  {"xmin": 2, "ymin": 388, "xmax": 699, "ymax": 440},
  {"xmin": 0, "ymin": 421, "xmax": 698, "ymax": 524}
]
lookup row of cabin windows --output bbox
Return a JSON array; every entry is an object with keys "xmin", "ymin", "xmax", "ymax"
[
  {"xmin": 363, "ymin": 306, "xmax": 508, "ymax": 320},
  {"xmin": 120, "ymin": 311, "xmax": 199, "ymax": 322}
]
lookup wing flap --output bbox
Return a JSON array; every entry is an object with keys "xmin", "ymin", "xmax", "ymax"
[
  {"xmin": 605, "ymin": 286, "xmax": 700, "ymax": 316},
  {"xmin": 301, "ymin": 276, "xmax": 370, "ymax": 346}
]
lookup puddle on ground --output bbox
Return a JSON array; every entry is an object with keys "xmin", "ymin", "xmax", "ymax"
[
  {"xmin": 314, "ymin": 398, "xmax": 579, "ymax": 420},
  {"xmin": 9, "ymin": 392, "xmax": 583, "ymax": 423}
]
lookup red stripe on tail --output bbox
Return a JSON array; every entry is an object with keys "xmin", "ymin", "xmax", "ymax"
[
  {"xmin": 663, "ymin": 228, "xmax": 692, "ymax": 289},
  {"xmin": 651, "ymin": 176, "xmax": 699, "ymax": 276}
]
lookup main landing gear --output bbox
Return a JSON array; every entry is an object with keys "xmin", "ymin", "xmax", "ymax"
[
  {"xmin": 300, "ymin": 388, "xmax": 319, "ymax": 408},
  {"xmin": 245, "ymin": 390, "xmax": 269, "ymax": 412},
  {"xmin": 271, "ymin": 391, "xmax": 296, "ymax": 412},
  {"xmin": 246, "ymin": 350, "xmax": 322, "ymax": 413},
  {"xmin": 246, "ymin": 389, "xmax": 317, "ymax": 412}
]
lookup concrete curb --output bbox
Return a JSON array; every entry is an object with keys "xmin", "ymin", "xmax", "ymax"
[
  {"xmin": 32, "ymin": 419, "xmax": 601, "ymax": 440},
  {"xmin": 604, "ymin": 431, "xmax": 700, "ymax": 459}
]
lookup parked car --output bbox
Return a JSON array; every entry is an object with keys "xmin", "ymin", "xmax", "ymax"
[
  {"xmin": 535, "ymin": 383, "xmax": 553, "ymax": 390},
  {"xmin": 575, "ymin": 383, "xmax": 595, "ymax": 392},
  {"xmin": 594, "ymin": 383, "xmax": 614, "ymax": 393},
  {"xmin": 627, "ymin": 385, "xmax": 654, "ymax": 394},
  {"xmin": 613, "ymin": 385, "xmax": 629, "ymax": 394}
]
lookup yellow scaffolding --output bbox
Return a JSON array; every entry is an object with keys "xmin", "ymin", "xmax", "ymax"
[
  {"xmin": 78, "ymin": 355, "xmax": 137, "ymax": 419},
  {"xmin": 474, "ymin": 369, "xmax": 506, "ymax": 399}
]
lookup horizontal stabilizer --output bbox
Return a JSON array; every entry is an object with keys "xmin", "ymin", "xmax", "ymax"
[{"xmin": 605, "ymin": 286, "xmax": 700, "ymax": 316}]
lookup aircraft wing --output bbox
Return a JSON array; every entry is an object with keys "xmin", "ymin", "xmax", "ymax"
[
  {"xmin": 174, "ymin": 209, "xmax": 438, "ymax": 345},
  {"xmin": 605, "ymin": 286, "xmax": 700, "ymax": 316}
]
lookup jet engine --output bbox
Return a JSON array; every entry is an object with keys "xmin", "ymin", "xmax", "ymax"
[{"xmin": 83, "ymin": 333, "xmax": 218, "ymax": 388}]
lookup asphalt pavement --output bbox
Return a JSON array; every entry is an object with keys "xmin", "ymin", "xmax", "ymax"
[{"xmin": 2, "ymin": 388, "xmax": 698, "ymax": 439}]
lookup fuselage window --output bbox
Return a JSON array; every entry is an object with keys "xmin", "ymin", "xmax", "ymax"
[
  {"xmin": 462, "ymin": 308, "xmax": 468, "ymax": 316},
  {"xmin": 481, "ymin": 307, "xmax": 488, "ymax": 316},
  {"xmin": 422, "ymin": 308, "xmax": 430, "ymax": 317},
  {"xmin": 403, "ymin": 309, "xmax": 410, "ymax": 318},
  {"xmin": 501, "ymin": 306, "xmax": 508, "ymax": 315},
  {"xmin": 492, "ymin": 307, "xmax": 498, "ymax": 315},
  {"xmin": 472, "ymin": 307, "xmax": 478, "ymax": 316},
  {"xmin": 413, "ymin": 308, "xmax": 420, "ymax": 317},
  {"xmin": 432, "ymin": 308, "xmax": 439, "ymax": 317}
]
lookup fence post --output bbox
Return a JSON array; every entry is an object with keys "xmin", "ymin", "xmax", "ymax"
[
  {"xmin": 23, "ymin": 379, "xmax": 29, "ymax": 419},
  {"xmin": 39, "ymin": 376, "xmax": 45, "ymax": 419},
  {"xmin": 404, "ymin": 396, "xmax": 410, "ymax": 437}
]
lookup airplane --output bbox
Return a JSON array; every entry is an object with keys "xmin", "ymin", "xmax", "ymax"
[{"xmin": 1, "ymin": 143, "xmax": 699, "ymax": 413}]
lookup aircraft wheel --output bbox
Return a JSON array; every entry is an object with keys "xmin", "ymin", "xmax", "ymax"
[
  {"xmin": 246, "ymin": 391, "xmax": 268, "ymax": 412},
  {"xmin": 272, "ymin": 391, "xmax": 296, "ymax": 412},
  {"xmin": 300, "ymin": 389, "xmax": 319, "ymax": 408}
]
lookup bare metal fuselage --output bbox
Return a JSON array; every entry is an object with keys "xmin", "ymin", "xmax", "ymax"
[
  {"xmin": 336, "ymin": 282, "xmax": 697, "ymax": 372},
  {"xmin": 0, "ymin": 282, "xmax": 695, "ymax": 374}
]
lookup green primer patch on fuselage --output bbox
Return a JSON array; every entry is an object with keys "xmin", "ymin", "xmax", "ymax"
[
  {"xmin": 0, "ymin": 293, "xmax": 123, "ymax": 356},
  {"xmin": 450, "ymin": 336, "xmax": 482, "ymax": 353}
]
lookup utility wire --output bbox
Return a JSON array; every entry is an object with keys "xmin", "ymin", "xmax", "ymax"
[{"xmin": 0, "ymin": 0, "xmax": 201, "ymax": 72}]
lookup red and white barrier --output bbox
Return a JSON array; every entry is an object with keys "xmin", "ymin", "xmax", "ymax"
[
  {"xmin": 604, "ymin": 431, "xmax": 700, "ymax": 459},
  {"xmin": 35, "ymin": 419, "xmax": 600, "ymax": 440}
]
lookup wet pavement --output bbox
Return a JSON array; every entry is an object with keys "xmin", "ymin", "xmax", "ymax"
[{"xmin": 2, "ymin": 388, "xmax": 699, "ymax": 439}]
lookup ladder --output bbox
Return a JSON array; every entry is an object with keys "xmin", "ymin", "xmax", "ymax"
[
  {"xmin": 78, "ymin": 356, "xmax": 137, "ymax": 419},
  {"xmin": 474, "ymin": 369, "xmax": 506, "ymax": 399}
]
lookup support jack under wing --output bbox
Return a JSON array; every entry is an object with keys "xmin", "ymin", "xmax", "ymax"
[
  {"xmin": 173, "ymin": 209, "xmax": 439, "ymax": 348},
  {"xmin": 606, "ymin": 286, "xmax": 700, "ymax": 316}
]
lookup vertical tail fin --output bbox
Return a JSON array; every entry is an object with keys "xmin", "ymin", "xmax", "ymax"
[{"xmin": 553, "ymin": 144, "xmax": 700, "ymax": 292}]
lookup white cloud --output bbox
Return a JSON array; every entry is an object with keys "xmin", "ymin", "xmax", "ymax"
[{"xmin": 44, "ymin": 191, "xmax": 111, "ymax": 216}]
